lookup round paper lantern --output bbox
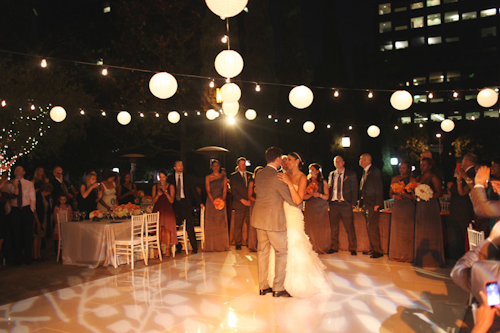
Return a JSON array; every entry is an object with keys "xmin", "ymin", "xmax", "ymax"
[
  {"xmin": 168, "ymin": 111, "xmax": 181, "ymax": 124},
  {"xmin": 440, "ymin": 119, "xmax": 455, "ymax": 132},
  {"xmin": 222, "ymin": 101, "xmax": 239, "ymax": 117},
  {"xmin": 49, "ymin": 106, "xmax": 66, "ymax": 122},
  {"xmin": 477, "ymin": 88, "xmax": 498, "ymax": 108},
  {"xmin": 289, "ymin": 85, "xmax": 314, "ymax": 109},
  {"xmin": 390, "ymin": 90, "xmax": 413, "ymax": 111},
  {"xmin": 149, "ymin": 72, "xmax": 178, "ymax": 99},
  {"xmin": 206, "ymin": 109, "xmax": 218, "ymax": 120},
  {"xmin": 205, "ymin": 0, "xmax": 248, "ymax": 19},
  {"xmin": 220, "ymin": 83, "xmax": 241, "ymax": 103},
  {"xmin": 303, "ymin": 121, "xmax": 315, "ymax": 133},
  {"xmin": 245, "ymin": 109, "xmax": 257, "ymax": 120},
  {"xmin": 214, "ymin": 50, "xmax": 244, "ymax": 78},
  {"xmin": 117, "ymin": 111, "xmax": 131, "ymax": 125},
  {"xmin": 367, "ymin": 125, "xmax": 380, "ymax": 138}
]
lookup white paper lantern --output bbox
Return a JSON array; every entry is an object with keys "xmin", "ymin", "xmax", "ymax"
[
  {"xmin": 367, "ymin": 125, "xmax": 380, "ymax": 138},
  {"xmin": 220, "ymin": 83, "xmax": 241, "ymax": 103},
  {"xmin": 440, "ymin": 119, "xmax": 455, "ymax": 132},
  {"xmin": 149, "ymin": 72, "xmax": 178, "ymax": 99},
  {"xmin": 289, "ymin": 85, "xmax": 314, "ymax": 109},
  {"xmin": 303, "ymin": 121, "xmax": 315, "ymax": 133},
  {"xmin": 390, "ymin": 90, "xmax": 413, "ymax": 111},
  {"xmin": 206, "ymin": 109, "xmax": 218, "ymax": 120},
  {"xmin": 222, "ymin": 101, "xmax": 239, "ymax": 117},
  {"xmin": 49, "ymin": 106, "xmax": 66, "ymax": 122},
  {"xmin": 477, "ymin": 88, "xmax": 498, "ymax": 108},
  {"xmin": 168, "ymin": 111, "xmax": 181, "ymax": 124},
  {"xmin": 205, "ymin": 0, "xmax": 248, "ymax": 19},
  {"xmin": 117, "ymin": 111, "xmax": 131, "ymax": 125},
  {"xmin": 245, "ymin": 109, "xmax": 257, "ymax": 120},
  {"xmin": 214, "ymin": 50, "xmax": 244, "ymax": 78}
]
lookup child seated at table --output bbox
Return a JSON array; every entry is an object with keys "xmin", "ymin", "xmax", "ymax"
[{"xmin": 53, "ymin": 194, "xmax": 73, "ymax": 253}]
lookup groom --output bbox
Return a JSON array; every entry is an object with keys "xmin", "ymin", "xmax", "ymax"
[{"xmin": 251, "ymin": 147, "xmax": 294, "ymax": 297}]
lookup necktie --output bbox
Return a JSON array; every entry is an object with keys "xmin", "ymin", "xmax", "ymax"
[
  {"xmin": 242, "ymin": 172, "xmax": 247, "ymax": 187},
  {"xmin": 17, "ymin": 180, "xmax": 23, "ymax": 207},
  {"xmin": 360, "ymin": 171, "xmax": 366, "ymax": 191},
  {"xmin": 61, "ymin": 180, "xmax": 68, "ymax": 195},
  {"xmin": 176, "ymin": 175, "xmax": 181, "ymax": 201},
  {"xmin": 337, "ymin": 173, "xmax": 342, "ymax": 201}
]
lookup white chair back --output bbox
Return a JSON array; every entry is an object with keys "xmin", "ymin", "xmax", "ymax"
[
  {"xmin": 144, "ymin": 212, "xmax": 162, "ymax": 261},
  {"xmin": 56, "ymin": 212, "xmax": 68, "ymax": 262},
  {"xmin": 194, "ymin": 207, "xmax": 205, "ymax": 250},
  {"xmin": 114, "ymin": 215, "xmax": 147, "ymax": 269},
  {"xmin": 383, "ymin": 200, "xmax": 394, "ymax": 211},
  {"xmin": 440, "ymin": 201, "xmax": 450, "ymax": 212},
  {"xmin": 467, "ymin": 223, "xmax": 485, "ymax": 251}
]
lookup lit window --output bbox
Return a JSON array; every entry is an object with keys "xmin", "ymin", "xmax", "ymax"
[
  {"xmin": 414, "ymin": 95, "xmax": 428, "ymax": 103},
  {"xmin": 482, "ymin": 27, "xmax": 497, "ymax": 37},
  {"xmin": 428, "ymin": 36, "xmax": 442, "ymax": 45},
  {"xmin": 445, "ymin": 36, "xmax": 459, "ymax": 42},
  {"xmin": 413, "ymin": 77, "xmax": 426, "ymax": 86},
  {"xmin": 443, "ymin": 0, "xmax": 457, "ymax": 3},
  {"xmin": 411, "ymin": 2, "xmax": 424, "ymax": 10},
  {"xmin": 412, "ymin": 36, "xmax": 425, "ymax": 47},
  {"xmin": 462, "ymin": 11, "xmax": 477, "ymax": 20},
  {"xmin": 103, "ymin": 6, "xmax": 111, "ymax": 13},
  {"xmin": 465, "ymin": 94, "xmax": 477, "ymax": 101},
  {"xmin": 430, "ymin": 98, "xmax": 444, "ymax": 103},
  {"xmin": 444, "ymin": 11, "xmax": 459, "ymax": 23},
  {"xmin": 379, "ymin": 3, "xmax": 391, "ymax": 15},
  {"xmin": 427, "ymin": 14, "xmax": 441, "ymax": 26},
  {"xmin": 429, "ymin": 72, "xmax": 444, "ymax": 83},
  {"xmin": 395, "ymin": 40, "xmax": 409, "ymax": 49},
  {"xmin": 414, "ymin": 113, "xmax": 428, "ymax": 123},
  {"xmin": 449, "ymin": 114, "xmax": 462, "ymax": 120},
  {"xmin": 431, "ymin": 113, "xmax": 445, "ymax": 121},
  {"xmin": 484, "ymin": 110, "xmax": 500, "ymax": 118},
  {"xmin": 481, "ymin": 8, "xmax": 496, "ymax": 17},
  {"xmin": 447, "ymin": 71, "xmax": 460, "ymax": 82},
  {"xmin": 380, "ymin": 41, "xmax": 393, "ymax": 51},
  {"xmin": 466, "ymin": 112, "xmax": 480, "ymax": 120},
  {"xmin": 426, "ymin": 0, "xmax": 440, "ymax": 7},
  {"xmin": 395, "ymin": 7, "xmax": 407, "ymax": 12},
  {"xmin": 400, "ymin": 117, "xmax": 412, "ymax": 124},
  {"xmin": 411, "ymin": 17, "xmax": 424, "ymax": 28},
  {"xmin": 395, "ymin": 25, "xmax": 408, "ymax": 31},
  {"xmin": 379, "ymin": 21, "xmax": 392, "ymax": 33}
]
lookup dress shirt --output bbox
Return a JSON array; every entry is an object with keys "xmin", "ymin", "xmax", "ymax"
[
  {"xmin": 6, "ymin": 178, "xmax": 36, "ymax": 213},
  {"xmin": 331, "ymin": 170, "xmax": 344, "ymax": 201},
  {"xmin": 176, "ymin": 173, "xmax": 185, "ymax": 199}
]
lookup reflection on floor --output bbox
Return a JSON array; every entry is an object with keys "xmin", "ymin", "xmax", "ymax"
[{"xmin": 0, "ymin": 249, "xmax": 468, "ymax": 332}]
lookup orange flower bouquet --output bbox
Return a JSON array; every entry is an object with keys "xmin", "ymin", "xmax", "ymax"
[
  {"xmin": 390, "ymin": 181, "xmax": 406, "ymax": 194},
  {"xmin": 89, "ymin": 209, "xmax": 103, "ymax": 219},
  {"xmin": 306, "ymin": 182, "xmax": 319, "ymax": 194},
  {"xmin": 213, "ymin": 198, "xmax": 225, "ymax": 210},
  {"xmin": 405, "ymin": 181, "xmax": 420, "ymax": 193}
]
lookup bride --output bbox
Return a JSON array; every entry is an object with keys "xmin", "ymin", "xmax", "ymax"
[{"xmin": 270, "ymin": 152, "xmax": 333, "ymax": 298}]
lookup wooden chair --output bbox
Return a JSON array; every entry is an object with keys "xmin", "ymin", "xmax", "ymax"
[
  {"xmin": 144, "ymin": 212, "xmax": 161, "ymax": 262},
  {"xmin": 467, "ymin": 224, "xmax": 485, "ymax": 306},
  {"xmin": 56, "ymin": 212, "xmax": 68, "ymax": 262},
  {"xmin": 114, "ymin": 215, "xmax": 147, "ymax": 269},
  {"xmin": 440, "ymin": 201, "xmax": 450, "ymax": 212},
  {"xmin": 172, "ymin": 220, "xmax": 189, "ymax": 257}
]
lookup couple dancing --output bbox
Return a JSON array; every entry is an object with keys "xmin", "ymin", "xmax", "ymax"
[{"xmin": 251, "ymin": 147, "xmax": 333, "ymax": 298}]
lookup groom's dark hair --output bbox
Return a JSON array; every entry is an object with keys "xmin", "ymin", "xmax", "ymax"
[{"xmin": 265, "ymin": 147, "xmax": 283, "ymax": 163}]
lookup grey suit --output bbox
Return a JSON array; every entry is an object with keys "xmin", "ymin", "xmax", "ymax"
[
  {"xmin": 251, "ymin": 165, "xmax": 294, "ymax": 291},
  {"xmin": 471, "ymin": 186, "xmax": 500, "ymax": 218}
]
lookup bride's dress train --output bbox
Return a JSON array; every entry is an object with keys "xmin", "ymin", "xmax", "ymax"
[{"xmin": 268, "ymin": 199, "xmax": 333, "ymax": 298}]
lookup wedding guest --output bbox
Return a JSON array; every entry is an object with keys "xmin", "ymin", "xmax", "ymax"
[
  {"xmin": 328, "ymin": 156, "xmax": 358, "ymax": 255},
  {"xmin": 230, "ymin": 157, "xmax": 252, "ymax": 250},
  {"xmin": 486, "ymin": 158, "xmax": 500, "ymax": 231},
  {"xmin": 53, "ymin": 193, "xmax": 73, "ymax": 254},
  {"xmin": 419, "ymin": 151, "xmax": 443, "ymax": 181},
  {"xmin": 247, "ymin": 166, "xmax": 264, "ymax": 252},
  {"xmin": 97, "ymin": 171, "xmax": 117, "ymax": 212},
  {"xmin": 168, "ymin": 160, "xmax": 203, "ymax": 254},
  {"xmin": 304, "ymin": 163, "xmax": 330, "ymax": 254},
  {"xmin": 50, "ymin": 166, "xmax": 74, "ymax": 206},
  {"xmin": 152, "ymin": 169, "xmax": 177, "ymax": 258},
  {"xmin": 117, "ymin": 173, "xmax": 136, "ymax": 205},
  {"xmin": 359, "ymin": 154, "xmax": 384, "ymax": 259},
  {"xmin": 4, "ymin": 166, "xmax": 38, "ymax": 265},
  {"xmin": 204, "ymin": 160, "xmax": 229, "ymax": 252},
  {"xmin": 471, "ymin": 166, "xmax": 500, "ymax": 219},
  {"xmin": 388, "ymin": 161, "xmax": 416, "ymax": 262},
  {"xmin": 414, "ymin": 158, "xmax": 445, "ymax": 267},
  {"xmin": 32, "ymin": 167, "xmax": 49, "ymax": 192},
  {"xmin": 33, "ymin": 183, "xmax": 53, "ymax": 261},
  {"xmin": 77, "ymin": 172, "xmax": 102, "ymax": 215},
  {"xmin": 221, "ymin": 168, "xmax": 232, "ymax": 236}
]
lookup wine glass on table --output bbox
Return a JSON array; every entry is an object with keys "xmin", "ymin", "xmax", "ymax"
[
  {"xmin": 74, "ymin": 212, "xmax": 80, "ymax": 221},
  {"xmin": 82, "ymin": 211, "xmax": 87, "ymax": 221}
]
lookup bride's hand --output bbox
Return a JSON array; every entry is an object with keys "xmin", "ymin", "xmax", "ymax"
[{"xmin": 278, "ymin": 173, "xmax": 292, "ymax": 186}]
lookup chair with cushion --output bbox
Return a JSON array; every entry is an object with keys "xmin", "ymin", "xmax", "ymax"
[{"xmin": 114, "ymin": 215, "xmax": 147, "ymax": 269}]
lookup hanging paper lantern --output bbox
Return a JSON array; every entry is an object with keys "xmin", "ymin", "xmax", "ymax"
[
  {"xmin": 168, "ymin": 111, "xmax": 181, "ymax": 124},
  {"xmin": 220, "ymin": 83, "xmax": 241, "ymax": 103},
  {"xmin": 245, "ymin": 109, "xmax": 257, "ymax": 120},
  {"xmin": 117, "ymin": 111, "xmax": 131, "ymax": 125},
  {"xmin": 367, "ymin": 125, "xmax": 380, "ymax": 138},
  {"xmin": 289, "ymin": 85, "xmax": 314, "ymax": 109},
  {"xmin": 390, "ymin": 90, "xmax": 413, "ymax": 111},
  {"xmin": 214, "ymin": 50, "xmax": 244, "ymax": 78},
  {"xmin": 440, "ymin": 119, "xmax": 455, "ymax": 132},
  {"xmin": 206, "ymin": 109, "xmax": 218, "ymax": 120},
  {"xmin": 149, "ymin": 72, "xmax": 178, "ymax": 99},
  {"xmin": 222, "ymin": 101, "xmax": 239, "ymax": 117},
  {"xmin": 49, "ymin": 106, "xmax": 66, "ymax": 122},
  {"xmin": 477, "ymin": 88, "xmax": 498, "ymax": 108},
  {"xmin": 303, "ymin": 121, "xmax": 315, "ymax": 133},
  {"xmin": 205, "ymin": 0, "xmax": 248, "ymax": 19}
]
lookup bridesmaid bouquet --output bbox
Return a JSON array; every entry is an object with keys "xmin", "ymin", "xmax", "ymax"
[
  {"xmin": 213, "ymin": 198, "xmax": 225, "ymax": 210},
  {"xmin": 306, "ymin": 182, "xmax": 318, "ymax": 194},
  {"xmin": 415, "ymin": 184, "xmax": 433, "ymax": 201},
  {"xmin": 390, "ymin": 181, "xmax": 406, "ymax": 194},
  {"xmin": 405, "ymin": 181, "xmax": 420, "ymax": 193}
]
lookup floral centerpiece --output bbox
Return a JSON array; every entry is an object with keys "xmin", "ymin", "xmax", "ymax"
[
  {"xmin": 145, "ymin": 205, "xmax": 154, "ymax": 213},
  {"xmin": 415, "ymin": 184, "xmax": 433, "ymax": 201},
  {"xmin": 113, "ymin": 203, "xmax": 142, "ymax": 217},
  {"xmin": 306, "ymin": 182, "xmax": 318, "ymax": 194},
  {"xmin": 134, "ymin": 190, "xmax": 145, "ymax": 204},
  {"xmin": 390, "ymin": 181, "xmax": 406, "ymax": 194},
  {"xmin": 142, "ymin": 195, "xmax": 152, "ymax": 204},
  {"xmin": 89, "ymin": 209, "xmax": 103, "ymax": 219},
  {"xmin": 213, "ymin": 198, "xmax": 225, "ymax": 210}
]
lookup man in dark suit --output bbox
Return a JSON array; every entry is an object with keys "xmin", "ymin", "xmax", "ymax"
[
  {"xmin": 359, "ymin": 153, "xmax": 384, "ymax": 259},
  {"xmin": 328, "ymin": 156, "xmax": 358, "ymax": 255},
  {"xmin": 230, "ymin": 157, "xmax": 252, "ymax": 250},
  {"xmin": 168, "ymin": 160, "xmax": 203, "ymax": 254},
  {"xmin": 50, "ymin": 166, "xmax": 74, "ymax": 206}
]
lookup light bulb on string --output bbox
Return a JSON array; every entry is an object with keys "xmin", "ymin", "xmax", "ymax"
[
  {"xmin": 268, "ymin": 115, "xmax": 272, "ymax": 119},
  {"xmin": 101, "ymin": 68, "xmax": 108, "ymax": 76},
  {"xmin": 225, "ymin": 78, "xmax": 230, "ymax": 83},
  {"xmin": 348, "ymin": 125, "xmax": 352, "ymax": 130},
  {"xmin": 101, "ymin": 111, "xmax": 106, "ymax": 116},
  {"xmin": 286, "ymin": 119, "xmax": 291, "ymax": 123},
  {"xmin": 255, "ymin": 83, "xmax": 261, "ymax": 92},
  {"xmin": 428, "ymin": 92, "xmax": 433, "ymax": 99},
  {"xmin": 394, "ymin": 125, "xmax": 399, "ymax": 130},
  {"xmin": 197, "ymin": 111, "xmax": 201, "ymax": 115},
  {"xmin": 40, "ymin": 59, "xmax": 47, "ymax": 68},
  {"xmin": 184, "ymin": 112, "xmax": 188, "ymax": 116},
  {"xmin": 327, "ymin": 124, "xmax": 331, "ymax": 129},
  {"xmin": 80, "ymin": 109, "xmax": 85, "ymax": 115},
  {"xmin": 368, "ymin": 91, "xmax": 373, "ymax": 99},
  {"xmin": 30, "ymin": 104, "xmax": 35, "ymax": 111},
  {"xmin": 221, "ymin": 35, "xmax": 228, "ymax": 43},
  {"xmin": 419, "ymin": 123, "xmax": 424, "ymax": 128},
  {"xmin": 1, "ymin": 100, "xmax": 5, "ymax": 107},
  {"xmin": 209, "ymin": 79, "xmax": 215, "ymax": 88},
  {"xmin": 155, "ymin": 112, "xmax": 159, "ymax": 118},
  {"xmin": 334, "ymin": 90, "xmax": 340, "ymax": 98},
  {"xmin": 453, "ymin": 91, "xmax": 458, "ymax": 98}
]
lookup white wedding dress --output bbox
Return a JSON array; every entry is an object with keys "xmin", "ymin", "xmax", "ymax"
[{"xmin": 268, "ymin": 185, "xmax": 334, "ymax": 298}]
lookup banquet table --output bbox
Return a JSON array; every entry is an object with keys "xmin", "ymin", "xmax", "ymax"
[{"xmin": 61, "ymin": 219, "xmax": 131, "ymax": 268}]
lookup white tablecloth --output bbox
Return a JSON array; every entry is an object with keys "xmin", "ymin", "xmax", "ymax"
[{"xmin": 61, "ymin": 219, "xmax": 131, "ymax": 268}]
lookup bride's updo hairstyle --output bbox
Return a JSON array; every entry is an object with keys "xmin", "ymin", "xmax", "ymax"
[{"xmin": 289, "ymin": 152, "xmax": 304, "ymax": 169}]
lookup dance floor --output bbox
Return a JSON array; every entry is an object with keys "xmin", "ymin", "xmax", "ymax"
[{"xmin": 0, "ymin": 249, "xmax": 469, "ymax": 332}]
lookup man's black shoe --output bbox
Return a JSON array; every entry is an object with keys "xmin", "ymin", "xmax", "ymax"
[
  {"xmin": 273, "ymin": 290, "xmax": 292, "ymax": 297},
  {"xmin": 326, "ymin": 249, "xmax": 338, "ymax": 254},
  {"xmin": 259, "ymin": 288, "xmax": 273, "ymax": 296},
  {"xmin": 350, "ymin": 251, "xmax": 357, "ymax": 256},
  {"xmin": 236, "ymin": 245, "xmax": 242, "ymax": 250},
  {"xmin": 370, "ymin": 252, "xmax": 383, "ymax": 258},
  {"xmin": 192, "ymin": 249, "xmax": 198, "ymax": 254}
]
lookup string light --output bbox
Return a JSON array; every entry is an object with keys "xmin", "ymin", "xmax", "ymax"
[
  {"xmin": 155, "ymin": 112, "xmax": 159, "ymax": 118},
  {"xmin": 101, "ymin": 68, "xmax": 108, "ymax": 76},
  {"xmin": 368, "ymin": 91, "xmax": 373, "ymax": 99},
  {"xmin": 225, "ymin": 78, "xmax": 230, "ymax": 83},
  {"xmin": 394, "ymin": 125, "xmax": 399, "ymax": 130},
  {"xmin": 327, "ymin": 124, "xmax": 331, "ymax": 128},
  {"xmin": 274, "ymin": 119, "xmax": 278, "ymax": 123},
  {"xmin": 428, "ymin": 92, "xmax": 433, "ymax": 99},
  {"xmin": 286, "ymin": 119, "xmax": 291, "ymax": 123},
  {"xmin": 80, "ymin": 109, "xmax": 85, "ymax": 115},
  {"xmin": 196, "ymin": 111, "xmax": 201, "ymax": 115},
  {"xmin": 348, "ymin": 125, "xmax": 352, "ymax": 130},
  {"xmin": 334, "ymin": 90, "xmax": 340, "ymax": 98},
  {"xmin": 419, "ymin": 123, "xmax": 424, "ymax": 128},
  {"xmin": 255, "ymin": 83, "xmax": 261, "ymax": 92},
  {"xmin": 221, "ymin": 35, "xmax": 228, "ymax": 43},
  {"xmin": 101, "ymin": 111, "xmax": 106, "ymax": 116},
  {"xmin": 209, "ymin": 79, "xmax": 215, "ymax": 88},
  {"xmin": 139, "ymin": 112, "xmax": 144, "ymax": 117},
  {"xmin": 183, "ymin": 112, "xmax": 188, "ymax": 116},
  {"xmin": 268, "ymin": 115, "xmax": 272, "ymax": 119},
  {"xmin": 40, "ymin": 59, "xmax": 47, "ymax": 68},
  {"xmin": 453, "ymin": 91, "xmax": 458, "ymax": 98},
  {"xmin": 30, "ymin": 104, "xmax": 35, "ymax": 111},
  {"xmin": 1, "ymin": 100, "xmax": 6, "ymax": 107}
]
